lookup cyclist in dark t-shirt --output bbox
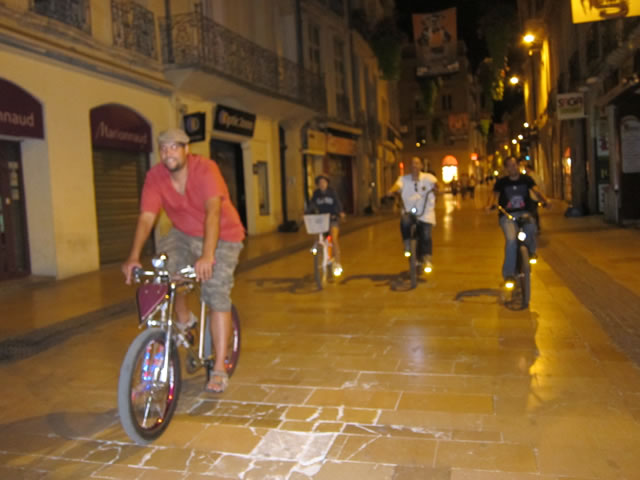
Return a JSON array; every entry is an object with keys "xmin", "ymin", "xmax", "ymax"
[{"xmin": 486, "ymin": 156, "xmax": 550, "ymax": 286}]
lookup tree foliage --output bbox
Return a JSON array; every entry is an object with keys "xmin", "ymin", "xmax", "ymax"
[{"xmin": 370, "ymin": 17, "xmax": 404, "ymax": 80}]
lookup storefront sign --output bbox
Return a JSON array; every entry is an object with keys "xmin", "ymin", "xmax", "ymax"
[
  {"xmin": 620, "ymin": 115, "xmax": 640, "ymax": 173},
  {"xmin": 557, "ymin": 92, "xmax": 586, "ymax": 120},
  {"xmin": 183, "ymin": 112, "xmax": 206, "ymax": 142},
  {"xmin": 306, "ymin": 129, "xmax": 327, "ymax": 154},
  {"xmin": 327, "ymin": 134, "xmax": 357, "ymax": 156},
  {"xmin": 571, "ymin": 0, "xmax": 639, "ymax": 23},
  {"xmin": 214, "ymin": 105, "xmax": 256, "ymax": 137},
  {"xmin": 90, "ymin": 104, "xmax": 151, "ymax": 153},
  {"xmin": 0, "ymin": 78, "xmax": 44, "ymax": 139}
]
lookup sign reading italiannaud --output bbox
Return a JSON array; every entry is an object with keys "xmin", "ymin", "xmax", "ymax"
[{"xmin": 571, "ymin": 0, "xmax": 639, "ymax": 23}]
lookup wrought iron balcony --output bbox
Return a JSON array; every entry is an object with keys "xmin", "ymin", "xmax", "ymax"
[
  {"xmin": 111, "ymin": 0, "xmax": 157, "ymax": 59},
  {"xmin": 30, "ymin": 0, "xmax": 91, "ymax": 33},
  {"xmin": 159, "ymin": 6, "xmax": 326, "ymax": 113}
]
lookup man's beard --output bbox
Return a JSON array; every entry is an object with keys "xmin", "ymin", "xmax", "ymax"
[{"xmin": 164, "ymin": 158, "xmax": 185, "ymax": 173}]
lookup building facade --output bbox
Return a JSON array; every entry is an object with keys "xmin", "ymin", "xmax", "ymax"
[
  {"xmin": 398, "ymin": 43, "xmax": 487, "ymax": 186},
  {"xmin": 517, "ymin": 0, "xmax": 640, "ymax": 223},
  {"xmin": 0, "ymin": 0, "xmax": 401, "ymax": 281}
]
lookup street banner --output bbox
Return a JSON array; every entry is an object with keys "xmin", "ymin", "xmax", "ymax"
[
  {"xmin": 571, "ymin": 0, "xmax": 639, "ymax": 23},
  {"xmin": 413, "ymin": 8, "xmax": 459, "ymax": 77},
  {"xmin": 494, "ymin": 123, "xmax": 508, "ymax": 142},
  {"xmin": 557, "ymin": 92, "xmax": 586, "ymax": 120},
  {"xmin": 448, "ymin": 113, "xmax": 469, "ymax": 134}
]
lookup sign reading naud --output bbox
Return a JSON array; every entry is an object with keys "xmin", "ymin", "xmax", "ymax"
[
  {"xmin": 557, "ymin": 93, "xmax": 586, "ymax": 120},
  {"xmin": 0, "ymin": 78, "xmax": 44, "ymax": 139}
]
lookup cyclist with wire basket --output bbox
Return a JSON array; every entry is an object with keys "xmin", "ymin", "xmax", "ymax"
[
  {"xmin": 308, "ymin": 174, "xmax": 345, "ymax": 273},
  {"xmin": 387, "ymin": 157, "xmax": 438, "ymax": 273}
]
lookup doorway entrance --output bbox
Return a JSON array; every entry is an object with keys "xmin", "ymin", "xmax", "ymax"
[
  {"xmin": 0, "ymin": 141, "xmax": 30, "ymax": 280},
  {"xmin": 210, "ymin": 139, "xmax": 247, "ymax": 227}
]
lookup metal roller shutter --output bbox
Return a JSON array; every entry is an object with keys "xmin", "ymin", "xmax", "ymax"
[{"xmin": 92, "ymin": 149, "xmax": 150, "ymax": 265}]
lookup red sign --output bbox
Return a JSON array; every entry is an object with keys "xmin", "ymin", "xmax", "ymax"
[
  {"xmin": 90, "ymin": 104, "xmax": 151, "ymax": 153},
  {"xmin": 470, "ymin": 152, "xmax": 478, "ymax": 161},
  {"xmin": 0, "ymin": 78, "xmax": 44, "ymax": 139}
]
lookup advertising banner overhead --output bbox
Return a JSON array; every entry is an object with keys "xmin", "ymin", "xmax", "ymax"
[
  {"xmin": 413, "ymin": 8, "xmax": 459, "ymax": 77},
  {"xmin": 571, "ymin": 0, "xmax": 639, "ymax": 23}
]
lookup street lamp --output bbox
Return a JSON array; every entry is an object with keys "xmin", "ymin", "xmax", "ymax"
[
  {"xmin": 523, "ymin": 122, "xmax": 529, "ymax": 128},
  {"xmin": 511, "ymin": 139, "xmax": 517, "ymax": 145},
  {"xmin": 523, "ymin": 33, "xmax": 535, "ymax": 44},
  {"xmin": 509, "ymin": 76, "xmax": 520, "ymax": 85},
  {"xmin": 518, "ymin": 134, "xmax": 524, "ymax": 140}
]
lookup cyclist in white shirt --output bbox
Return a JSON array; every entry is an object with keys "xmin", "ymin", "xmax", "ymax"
[{"xmin": 387, "ymin": 157, "xmax": 438, "ymax": 272}]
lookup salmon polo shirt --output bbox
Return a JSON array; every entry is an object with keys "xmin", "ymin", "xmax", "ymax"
[{"xmin": 140, "ymin": 154, "xmax": 245, "ymax": 243}]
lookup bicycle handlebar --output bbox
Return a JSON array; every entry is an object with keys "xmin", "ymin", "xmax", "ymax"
[{"xmin": 132, "ymin": 265, "xmax": 197, "ymax": 284}]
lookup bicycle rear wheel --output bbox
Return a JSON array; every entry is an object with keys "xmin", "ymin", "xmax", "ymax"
[
  {"xmin": 118, "ymin": 328, "xmax": 181, "ymax": 445},
  {"xmin": 518, "ymin": 244, "xmax": 531, "ymax": 308}
]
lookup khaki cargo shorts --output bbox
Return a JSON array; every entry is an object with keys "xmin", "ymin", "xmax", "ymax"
[{"xmin": 157, "ymin": 228, "xmax": 243, "ymax": 312}]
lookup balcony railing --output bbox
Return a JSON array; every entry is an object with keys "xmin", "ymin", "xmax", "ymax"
[
  {"xmin": 111, "ymin": 0, "xmax": 157, "ymax": 59},
  {"xmin": 159, "ymin": 6, "xmax": 325, "ymax": 113},
  {"xmin": 30, "ymin": 0, "xmax": 90, "ymax": 33}
]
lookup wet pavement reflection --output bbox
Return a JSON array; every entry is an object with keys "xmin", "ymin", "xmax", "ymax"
[{"xmin": 1, "ymin": 186, "xmax": 640, "ymax": 479}]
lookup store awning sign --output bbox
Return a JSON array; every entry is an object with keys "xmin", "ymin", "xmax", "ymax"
[
  {"xmin": 214, "ymin": 105, "xmax": 256, "ymax": 137},
  {"xmin": 571, "ymin": 0, "xmax": 639, "ymax": 23},
  {"xmin": 90, "ymin": 104, "xmax": 151, "ymax": 152},
  {"xmin": 557, "ymin": 93, "xmax": 586, "ymax": 120},
  {"xmin": 0, "ymin": 78, "xmax": 44, "ymax": 139}
]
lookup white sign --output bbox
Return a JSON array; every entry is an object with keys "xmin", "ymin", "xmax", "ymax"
[{"xmin": 557, "ymin": 93, "xmax": 586, "ymax": 120}]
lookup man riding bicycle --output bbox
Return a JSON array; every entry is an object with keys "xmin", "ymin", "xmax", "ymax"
[
  {"xmin": 122, "ymin": 128, "xmax": 245, "ymax": 394},
  {"xmin": 486, "ymin": 156, "xmax": 549, "ymax": 287},
  {"xmin": 308, "ymin": 174, "xmax": 346, "ymax": 273},
  {"xmin": 387, "ymin": 156, "xmax": 438, "ymax": 273}
]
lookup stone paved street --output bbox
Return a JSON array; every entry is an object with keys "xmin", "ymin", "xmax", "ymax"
[{"xmin": 1, "ymin": 190, "xmax": 640, "ymax": 479}]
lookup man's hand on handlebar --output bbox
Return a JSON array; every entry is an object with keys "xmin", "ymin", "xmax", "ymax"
[
  {"xmin": 194, "ymin": 255, "xmax": 215, "ymax": 282},
  {"xmin": 122, "ymin": 258, "xmax": 142, "ymax": 285}
]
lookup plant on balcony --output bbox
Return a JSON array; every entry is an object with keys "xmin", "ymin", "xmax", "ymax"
[
  {"xmin": 477, "ymin": 3, "xmax": 517, "ymax": 102},
  {"xmin": 431, "ymin": 118, "xmax": 444, "ymax": 142},
  {"xmin": 370, "ymin": 17, "xmax": 404, "ymax": 80},
  {"xmin": 417, "ymin": 77, "xmax": 441, "ymax": 114}
]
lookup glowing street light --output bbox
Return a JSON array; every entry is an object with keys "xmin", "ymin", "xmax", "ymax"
[
  {"xmin": 511, "ymin": 139, "xmax": 518, "ymax": 144},
  {"xmin": 523, "ymin": 122, "xmax": 530, "ymax": 128},
  {"xmin": 518, "ymin": 134, "xmax": 524, "ymax": 140},
  {"xmin": 509, "ymin": 76, "xmax": 520, "ymax": 85},
  {"xmin": 415, "ymin": 142, "xmax": 420, "ymax": 147},
  {"xmin": 523, "ymin": 33, "xmax": 535, "ymax": 44}
]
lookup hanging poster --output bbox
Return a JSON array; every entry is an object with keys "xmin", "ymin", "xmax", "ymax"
[{"xmin": 413, "ymin": 8, "xmax": 459, "ymax": 77}]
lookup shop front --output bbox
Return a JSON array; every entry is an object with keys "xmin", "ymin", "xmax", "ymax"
[
  {"xmin": 90, "ymin": 104, "xmax": 152, "ymax": 265},
  {"xmin": 0, "ymin": 77, "xmax": 44, "ymax": 280}
]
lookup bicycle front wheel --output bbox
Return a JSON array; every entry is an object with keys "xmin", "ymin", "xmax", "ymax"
[
  {"xmin": 118, "ymin": 328, "xmax": 181, "ymax": 445},
  {"xmin": 518, "ymin": 245, "xmax": 531, "ymax": 308},
  {"xmin": 409, "ymin": 238, "xmax": 417, "ymax": 288}
]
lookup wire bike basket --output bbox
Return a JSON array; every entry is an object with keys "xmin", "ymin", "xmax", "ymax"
[{"xmin": 303, "ymin": 214, "xmax": 331, "ymax": 235}]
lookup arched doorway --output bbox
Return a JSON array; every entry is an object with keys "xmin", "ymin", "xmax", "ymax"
[
  {"xmin": 441, "ymin": 155, "xmax": 458, "ymax": 183},
  {"xmin": 90, "ymin": 104, "xmax": 152, "ymax": 264}
]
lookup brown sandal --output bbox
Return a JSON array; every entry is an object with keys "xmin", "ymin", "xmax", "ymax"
[{"xmin": 205, "ymin": 370, "xmax": 229, "ymax": 393}]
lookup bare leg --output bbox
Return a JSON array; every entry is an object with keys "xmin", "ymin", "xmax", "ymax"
[
  {"xmin": 331, "ymin": 225, "xmax": 341, "ymax": 264},
  {"xmin": 174, "ymin": 293, "xmax": 190, "ymax": 325},
  {"xmin": 206, "ymin": 310, "xmax": 231, "ymax": 390}
]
